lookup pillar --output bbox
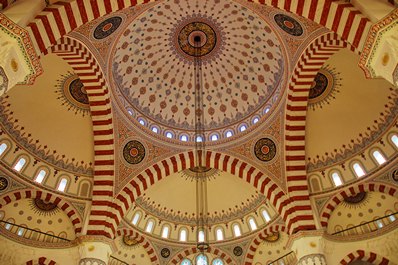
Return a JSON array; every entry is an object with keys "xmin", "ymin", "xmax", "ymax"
[
  {"xmin": 77, "ymin": 236, "xmax": 117, "ymax": 265},
  {"xmin": 289, "ymin": 232, "xmax": 327, "ymax": 265}
]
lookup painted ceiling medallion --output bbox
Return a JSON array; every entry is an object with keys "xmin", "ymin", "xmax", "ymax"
[
  {"xmin": 181, "ymin": 167, "xmax": 220, "ymax": 181},
  {"xmin": 123, "ymin": 235, "xmax": 139, "ymax": 246},
  {"xmin": 0, "ymin": 176, "xmax": 8, "ymax": 191},
  {"xmin": 55, "ymin": 72, "xmax": 90, "ymax": 117},
  {"xmin": 161, "ymin": 248, "xmax": 171, "ymax": 258},
  {"xmin": 93, "ymin": 16, "xmax": 122, "ymax": 40},
  {"xmin": 31, "ymin": 198, "xmax": 59, "ymax": 216},
  {"xmin": 233, "ymin": 246, "xmax": 243, "ymax": 257},
  {"xmin": 308, "ymin": 65, "xmax": 342, "ymax": 110},
  {"xmin": 274, "ymin": 14, "xmax": 303, "ymax": 36},
  {"xmin": 123, "ymin": 140, "xmax": 146, "ymax": 164},
  {"xmin": 254, "ymin": 138, "xmax": 277, "ymax": 162},
  {"xmin": 343, "ymin": 192, "xmax": 367, "ymax": 204},
  {"xmin": 111, "ymin": 0, "xmax": 284, "ymax": 139},
  {"xmin": 172, "ymin": 15, "xmax": 224, "ymax": 62},
  {"xmin": 391, "ymin": 169, "xmax": 398, "ymax": 182},
  {"xmin": 264, "ymin": 232, "xmax": 280, "ymax": 242}
]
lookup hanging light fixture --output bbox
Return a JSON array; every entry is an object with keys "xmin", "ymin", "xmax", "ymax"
[{"xmin": 193, "ymin": 34, "xmax": 210, "ymax": 252}]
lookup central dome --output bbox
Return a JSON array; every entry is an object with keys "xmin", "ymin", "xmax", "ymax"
[{"xmin": 111, "ymin": 0, "xmax": 285, "ymax": 140}]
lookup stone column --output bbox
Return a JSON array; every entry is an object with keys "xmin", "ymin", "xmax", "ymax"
[
  {"xmin": 288, "ymin": 231, "xmax": 327, "ymax": 265},
  {"xmin": 77, "ymin": 236, "xmax": 117, "ymax": 265}
]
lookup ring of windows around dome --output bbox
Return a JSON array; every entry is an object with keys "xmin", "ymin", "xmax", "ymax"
[
  {"xmin": 180, "ymin": 255, "xmax": 224, "ymax": 265},
  {"xmin": 308, "ymin": 131, "xmax": 398, "ymax": 193}
]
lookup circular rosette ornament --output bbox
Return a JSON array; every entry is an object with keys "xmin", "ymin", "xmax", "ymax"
[
  {"xmin": 123, "ymin": 140, "xmax": 146, "ymax": 164},
  {"xmin": 254, "ymin": 138, "xmax": 277, "ymax": 162}
]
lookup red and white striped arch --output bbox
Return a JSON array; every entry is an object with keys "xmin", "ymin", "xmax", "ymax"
[
  {"xmin": 0, "ymin": 189, "xmax": 83, "ymax": 235},
  {"xmin": 50, "ymin": 36, "xmax": 115, "ymax": 238},
  {"xmin": 340, "ymin": 250, "xmax": 393, "ymax": 265},
  {"xmin": 24, "ymin": 0, "xmax": 370, "ymax": 56},
  {"xmin": 169, "ymin": 246, "xmax": 235, "ymax": 265},
  {"xmin": 108, "ymin": 151, "xmax": 301, "ymax": 239},
  {"xmin": 284, "ymin": 31, "xmax": 348, "ymax": 233},
  {"xmin": 116, "ymin": 228, "xmax": 159, "ymax": 265},
  {"xmin": 320, "ymin": 182, "xmax": 398, "ymax": 228},
  {"xmin": 244, "ymin": 224, "xmax": 287, "ymax": 265},
  {"xmin": 26, "ymin": 257, "xmax": 57, "ymax": 265}
]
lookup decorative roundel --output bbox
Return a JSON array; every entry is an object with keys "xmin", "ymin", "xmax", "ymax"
[
  {"xmin": 0, "ymin": 176, "xmax": 8, "ymax": 191},
  {"xmin": 254, "ymin": 138, "xmax": 277, "ymax": 162},
  {"xmin": 309, "ymin": 72, "xmax": 328, "ymax": 99},
  {"xmin": 69, "ymin": 78, "xmax": 89, "ymax": 105},
  {"xmin": 33, "ymin": 198, "xmax": 58, "ymax": 214},
  {"xmin": 123, "ymin": 140, "xmax": 146, "ymax": 164},
  {"xmin": 161, "ymin": 248, "xmax": 171, "ymax": 258},
  {"xmin": 274, "ymin": 14, "xmax": 303, "ymax": 36},
  {"xmin": 392, "ymin": 169, "xmax": 398, "ymax": 182},
  {"xmin": 123, "ymin": 235, "xmax": 139, "ymax": 246},
  {"xmin": 233, "ymin": 246, "xmax": 243, "ymax": 257},
  {"xmin": 94, "ymin": 16, "xmax": 122, "ymax": 40},
  {"xmin": 178, "ymin": 21, "xmax": 217, "ymax": 57},
  {"xmin": 344, "ymin": 192, "xmax": 367, "ymax": 204}
]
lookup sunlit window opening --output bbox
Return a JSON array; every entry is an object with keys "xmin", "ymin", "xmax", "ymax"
[
  {"xmin": 211, "ymin": 134, "xmax": 219, "ymax": 141},
  {"xmin": 376, "ymin": 220, "xmax": 384, "ymax": 229},
  {"xmin": 13, "ymin": 158, "xmax": 26, "ymax": 172},
  {"xmin": 248, "ymin": 217, "xmax": 257, "ymax": 231},
  {"xmin": 161, "ymin": 226, "xmax": 170, "ymax": 238},
  {"xmin": 35, "ymin": 170, "xmax": 47, "ymax": 184},
  {"xmin": 253, "ymin": 117, "xmax": 259, "ymax": 124},
  {"xmin": 262, "ymin": 209, "xmax": 271, "ymax": 222},
  {"xmin": 388, "ymin": 214, "xmax": 396, "ymax": 222},
  {"xmin": 226, "ymin": 131, "xmax": 233, "ymax": 138},
  {"xmin": 391, "ymin": 135, "xmax": 398, "ymax": 148},
  {"xmin": 353, "ymin": 163, "xmax": 366, "ymax": 178},
  {"xmin": 151, "ymin": 127, "xmax": 159, "ymax": 133},
  {"xmin": 17, "ymin": 228, "xmax": 24, "ymax": 236},
  {"xmin": 212, "ymin": 259, "xmax": 224, "ymax": 265},
  {"xmin": 216, "ymin": 228, "xmax": 224, "ymax": 241},
  {"xmin": 198, "ymin": 230, "xmax": 205, "ymax": 242},
  {"xmin": 239, "ymin": 125, "xmax": 247, "ymax": 132},
  {"xmin": 181, "ymin": 259, "xmax": 192, "ymax": 265},
  {"xmin": 331, "ymin": 172, "xmax": 343, "ymax": 186},
  {"xmin": 145, "ymin": 220, "xmax": 154, "ymax": 233},
  {"xmin": 57, "ymin": 178, "xmax": 68, "ymax": 192},
  {"xmin": 179, "ymin": 229, "xmax": 187, "ymax": 242},
  {"xmin": 180, "ymin": 135, "xmax": 188, "ymax": 142},
  {"xmin": 372, "ymin": 150, "xmax": 386, "ymax": 165},
  {"xmin": 196, "ymin": 254, "xmax": 208, "ymax": 265},
  {"xmin": 0, "ymin": 143, "xmax": 7, "ymax": 156},
  {"xmin": 166, "ymin": 132, "xmax": 173, "ymax": 138},
  {"xmin": 132, "ymin": 212, "xmax": 141, "ymax": 225},
  {"xmin": 233, "ymin": 224, "xmax": 241, "ymax": 237},
  {"xmin": 196, "ymin": 136, "xmax": 203, "ymax": 142}
]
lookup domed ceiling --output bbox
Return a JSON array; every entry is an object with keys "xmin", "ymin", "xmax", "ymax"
[
  {"xmin": 131, "ymin": 169, "xmax": 267, "ymax": 225},
  {"xmin": 109, "ymin": 0, "xmax": 286, "ymax": 141}
]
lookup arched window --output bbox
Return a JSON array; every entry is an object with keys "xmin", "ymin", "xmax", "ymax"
[
  {"xmin": 181, "ymin": 259, "xmax": 192, "ymax": 265},
  {"xmin": 166, "ymin": 132, "xmax": 174, "ymax": 139},
  {"xmin": 331, "ymin": 172, "xmax": 343, "ymax": 186},
  {"xmin": 17, "ymin": 227, "xmax": 24, "ymax": 236},
  {"xmin": 13, "ymin": 158, "xmax": 26, "ymax": 172},
  {"xmin": 34, "ymin": 170, "xmax": 47, "ymax": 184},
  {"xmin": 389, "ymin": 214, "xmax": 396, "ymax": 222},
  {"xmin": 57, "ymin": 178, "xmax": 68, "ymax": 192},
  {"xmin": 248, "ymin": 217, "xmax": 257, "ymax": 231},
  {"xmin": 372, "ymin": 150, "xmax": 386, "ymax": 165},
  {"xmin": 198, "ymin": 230, "xmax": 205, "ymax": 242},
  {"xmin": 145, "ymin": 220, "xmax": 154, "ymax": 233},
  {"xmin": 80, "ymin": 182, "xmax": 90, "ymax": 197},
  {"xmin": 212, "ymin": 259, "xmax": 224, "ymax": 265},
  {"xmin": 179, "ymin": 229, "xmax": 188, "ymax": 242},
  {"xmin": 180, "ymin": 135, "xmax": 188, "ymax": 142},
  {"xmin": 239, "ymin": 125, "xmax": 247, "ymax": 132},
  {"xmin": 310, "ymin": 177, "xmax": 321, "ymax": 192},
  {"xmin": 161, "ymin": 226, "xmax": 170, "ymax": 238},
  {"xmin": 196, "ymin": 254, "xmax": 208, "ymax": 265},
  {"xmin": 215, "ymin": 228, "xmax": 224, "ymax": 241},
  {"xmin": 262, "ymin": 209, "xmax": 271, "ymax": 222},
  {"xmin": 132, "ymin": 212, "xmax": 141, "ymax": 226},
  {"xmin": 138, "ymin": 118, "xmax": 146, "ymax": 126},
  {"xmin": 353, "ymin": 163, "xmax": 366, "ymax": 177},
  {"xmin": 233, "ymin": 224, "xmax": 241, "ymax": 237},
  {"xmin": 264, "ymin": 107, "xmax": 270, "ymax": 114},
  {"xmin": 151, "ymin": 127, "xmax": 159, "ymax": 133},
  {"xmin": 225, "ymin": 131, "xmax": 233, "ymax": 138},
  {"xmin": 211, "ymin": 134, "xmax": 219, "ymax": 141},
  {"xmin": 252, "ymin": 117, "xmax": 259, "ymax": 124},
  {"xmin": 196, "ymin": 136, "xmax": 203, "ymax": 142},
  {"xmin": 375, "ymin": 219, "xmax": 384, "ymax": 229},
  {"xmin": 391, "ymin": 134, "xmax": 398, "ymax": 148},
  {"xmin": 0, "ymin": 143, "xmax": 7, "ymax": 156}
]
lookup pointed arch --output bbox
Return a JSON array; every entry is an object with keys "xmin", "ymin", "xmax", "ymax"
[
  {"xmin": 0, "ymin": 189, "xmax": 83, "ymax": 235},
  {"xmin": 320, "ymin": 182, "xmax": 398, "ymax": 228},
  {"xmin": 116, "ymin": 228, "xmax": 159, "ymax": 265},
  {"xmin": 340, "ymin": 250, "xmax": 395, "ymax": 265},
  {"xmin": 169, "ymin": 246, "xmax": 235, "ymax": 265},
  {"xmin": 26, "ymin": 257, "xmax": 57, "ymax": 265}
]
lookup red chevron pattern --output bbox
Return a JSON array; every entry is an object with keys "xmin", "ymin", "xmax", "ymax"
[
  {"xmin": 116, "ymin": 228, "xmax": 159, "ymax": 265},
  {"xmin": 244, "ymin": 224, "xmax": 287, "ymax": 265},
  {"xmin": 110, "ymin": 151, "xmax": 296, "ymax": 239},
  {"xmin": 26, "ymin": 257, "xmax": 57, "ymax": 265},
  {"xmin": 25, "ymin": 0, "xmax": 370, "ymax": 56},
  {"xmin": 0, "ymin": 189, "xmax": 83, "ymax": 235},
  {"xmin": 320, "ymin": 182, "xmax": 398, "ymax": 228},
  {"xmin": 340, "ymin": 250, "xmax": 391, "ymax": 265},
  {"xmin": 284, "ymin": 32, "xmax": 347, "ymax": 234},
  {"xmin": 169, "ymin": 247, "xmax": 234, "ymax": 265},
  {"xmin": 50, "ymin": 36, "xmax": 115, "ymax": 238}
]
